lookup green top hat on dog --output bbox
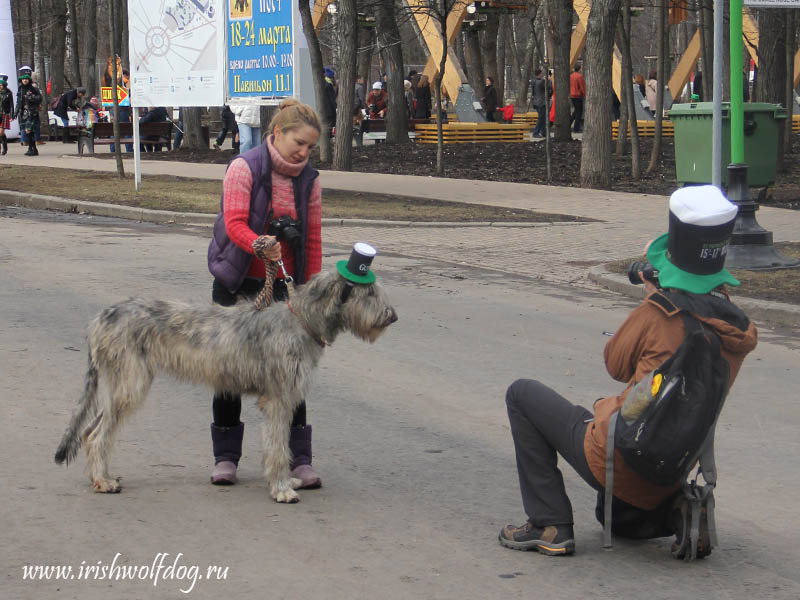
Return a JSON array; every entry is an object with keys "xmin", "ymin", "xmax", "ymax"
[{"xmin": 337, "ymin": 242, "xmax": 377, "ymax": 284}]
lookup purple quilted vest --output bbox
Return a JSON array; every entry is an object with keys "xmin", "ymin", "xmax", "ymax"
[{"xmin": 207, "ymin": 142, "xmax": 319, "ymax": 292}]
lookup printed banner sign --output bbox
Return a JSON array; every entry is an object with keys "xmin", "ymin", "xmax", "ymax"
[
  {"xmin": 227, "ymin": 0, "xmax": 295, "ymax": 101},
  {"xmin": 128, "ymin": 0, "xmax": 225, "ymax": 107},
  {"xmin": 100, "ymin": 86, "xmax": 130, "ymax": 107}
]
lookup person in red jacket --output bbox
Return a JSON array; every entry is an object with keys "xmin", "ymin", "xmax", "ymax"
[
  {"xmin": 498, "ymin": 185, "xmax": 758, "ymax": 558},
  {"xmin": 569, "ymin": 64, "xmax": 586, "ymax": 133},
  {"xmin": 366, "ymin": 82, "xmax": 387, "ymax": 119},
  {"xmin": 501, "ymin": 103, "xmax": 514, "ymax": 124}
]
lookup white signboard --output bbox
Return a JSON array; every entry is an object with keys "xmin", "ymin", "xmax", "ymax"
[
  {"xmin": 128, "ymin": 0, "xmax": 226, "ymax": 107},
  {"xmin": 743, "ymin": 0, "xmax": 800, "ymax": 6},
  {"xmin": 0, "ymin": 0, "xmax": 20, "ymax": 139}
]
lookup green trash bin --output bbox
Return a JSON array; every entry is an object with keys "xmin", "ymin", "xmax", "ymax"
[{"xmin": 669, "ymin": 102, "xmax": 787, "ymax": 187}]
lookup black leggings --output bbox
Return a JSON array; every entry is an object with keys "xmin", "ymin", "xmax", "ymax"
[{"xmin": 211, "ymin": 277, "xmax": 306, "ymax": 428}]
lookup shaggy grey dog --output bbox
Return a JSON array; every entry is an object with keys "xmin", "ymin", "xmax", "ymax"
[{"xmin": 55, "ymin": 270, "xmax": 397, "ymax": 503}]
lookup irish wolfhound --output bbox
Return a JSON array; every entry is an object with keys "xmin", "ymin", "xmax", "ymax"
[{"xmin": 55, "ymin": 270, "xmax": 397, "ymax": 503}]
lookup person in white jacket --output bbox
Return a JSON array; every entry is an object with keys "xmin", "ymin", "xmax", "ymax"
[{"xmin": 231, "ymin": 103, "xmax": 261, "ymax": 154}]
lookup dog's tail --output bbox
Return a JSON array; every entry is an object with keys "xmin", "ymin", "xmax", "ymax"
[{"xmin": 54, "ymin": 348, "xmax": 100, "ymax": 465}]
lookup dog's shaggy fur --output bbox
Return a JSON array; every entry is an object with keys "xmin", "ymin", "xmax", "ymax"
[{"xmin": 55, "ymin": 271, "xmax": 397, "ymax": 503}]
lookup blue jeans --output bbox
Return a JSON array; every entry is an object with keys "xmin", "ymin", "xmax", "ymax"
[{"xmin": 237, "ymin": 124, "xmax": 260, "ymax": 154}]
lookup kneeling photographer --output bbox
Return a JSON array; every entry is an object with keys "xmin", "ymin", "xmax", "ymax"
[
  {"xmin": 498, "ymin": 186, "xmax": 758, "ymax": 558},
  {"xmin": 207, "ymin": 98, "xmax": 324, "ymax": 489}
]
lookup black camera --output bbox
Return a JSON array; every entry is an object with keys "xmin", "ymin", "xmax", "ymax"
[
  {"xmin": 628, "ymin": 261, "xmax": 659, "ymax": 285},
  {"xmin": 267, "ymin": 215, "xmax": 302, "ymax": 248}
]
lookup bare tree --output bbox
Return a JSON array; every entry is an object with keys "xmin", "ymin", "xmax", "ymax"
[
  {"xmin": 10, "ymin": 0, "xmax": 35, "ymax": 68},
  {"xmin": 784, "ymin": 11, "xmax": 796, "ymax": 158},
  {"xmin": 646, "ymin": 0, "xmax": 667, "ymax": 174},
  {"xmin": 755, "ymin": 8, "xmax": 788, "ymax": 170},
  {"xmin": 46, "ymin": 0, "xmax": 69, "ymax": 95},
  {"xmin": 109, "ymin": 0, "xmax": 125, "ymax": 178},
  {"xmin": 548, "ymin": 0, "xmax": 573, "ymax": 141},
  {"xmin": 68, "ymin": 0, "xmax": 82, "ymax": 87},
  {"xmin": 579, "ymin": 0, "xmax": 621, "ymax": 188},
  {"xmin": 333, "ymin": 0, "xmax": 358, "ymax": 169},
  {"xmin": 80, "ymin": 0, "xmax": 99, "ymax": 95},
  {"xmin": 182, "ymin": 107, "xmax": 205, "ymax": 150},
  {"xmin": 376, "ymin": 0, "xmax": 409, "ymax": 143},
  {"xmin": 464, "ymin": 25, "xmax": 484, "ymax": 92},
  {"xmin": 481, "ymin": 14, "xmax": 500, "ymax": 86},
  {"xmin": 514, "ymin": 3, "xmax": 543, "ymax": 110},
  {"xmin": 619, "ymin": 0, "xmax": 640, "ymax": 178},
  {"xmin": 298, "ymin": 0, "xmax": 333, "ymax": 162},
  {"xmin": 406, "ymin": 0, "xmax": 469, "ymax": 174}
]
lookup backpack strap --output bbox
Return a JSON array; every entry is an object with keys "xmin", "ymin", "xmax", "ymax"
[{"xmin": 603, "ymin": 411, "xmax": 619, "ymax": 549}]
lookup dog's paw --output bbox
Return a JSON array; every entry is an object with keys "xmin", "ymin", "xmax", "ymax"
[
  {"xmin": 271, "ymin": 482, "xmax": 299, "ymax": 503},
  {"xmin": 290, "ymin": 477, "xmax": 303, "ymax": 490},
  {"xmin": 92, "ymin": 477, "xmax": 121, "ymax": 493}
]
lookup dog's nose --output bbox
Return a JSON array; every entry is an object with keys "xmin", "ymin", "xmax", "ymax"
[{"xmin": 388, "ymin": 308, "xmax": 398, "ymax": 323}]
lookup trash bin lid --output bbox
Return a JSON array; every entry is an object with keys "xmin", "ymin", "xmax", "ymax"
[{"xmin": 669, "ymin": 101, "xmax": 786, "ymax": 118}]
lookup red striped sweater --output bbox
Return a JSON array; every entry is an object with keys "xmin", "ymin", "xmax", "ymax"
[{"xmin": 222, "ymin": 136, "xmax": 322, "ymax": 281}]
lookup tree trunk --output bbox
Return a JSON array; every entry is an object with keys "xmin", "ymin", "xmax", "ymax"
[
  {"xmin": 784, "ymin": 11, "xmax": 796, "ymax": 157},
  {"xmin": 615, "ymin": 18, "xmax": 628, "ymax": 157},
  {"xmin": 514, "ymin": 6, "xmax": 541, "ymax": 109},
  {"xmin": 700, "ymin": 0, "xmax": 713, "ymax": 101},
  {"xmin": 80, "ymin": 0, "xmax": 98, "ymax": 95},
  {"xmin": 10, "ymin": 0, "xmax": 36, "ymax": 68},
  {"xmin": 376, "ymin": 0, "xmax": 408, "ymax": 144},
  {"xmin": 579, "ymin": 0, "xmax": 621, "ymax": 189},
  {"xmin": 357, "ymin": 25, "xmax": 375, "ymax": 83},
  {"xmin": 620, "ymin": 0, "xmax": 640, "ymax": 178},
  {"xmin": 34, "ymin": 1, "xmax": 47, "ymax": 104},
  {"xmin": 481, "ymin": 14, "xmax": 500, "ymax": 82},
  {"xmin": 109, "ymin": 0, "xmax": 125, "ymax": 178},
  {"xmin": 47, "ymin": 0, "xmax": 69, "ymax": 95},
  {"xmin": 497, "ymin": 16, "xmax": 506, "ymax": 101},
  {"xmin": 121, "ymin": 0, "xmax": 130, "ymax": 70},
  {"xmin": 68, "ymin": 0, "xmax": 81, "ymax": 87},
  {"xmin": 298, "ymin": 0, "xmax": 332, "ymax": 162},
  {"xmin": 333, "ymin": 0, "xmax": 357, "ymax": 169},
  {"xmin": 435, "ymin": 2, "xmax": 448, "ymax": 175},
  {"xmin": 548, "ymin": 0, "xmax": 573, "ymax": 141},
  {"xmin": 464, "ymin": 28, "xmax": 484, "ymax": 93},
  {"xmin": 183, "ymin": 107, "xmax": 204, "ymax": 150},
  {"xmin": 756, "ymin": 8, "xmax": 787, "ymax": 171},
  {"xmin": 646, "ymin": 0, "xmax": 667, "ymax": 174},
  {"xmin": 505, "ymin": 17, "xmax": 522, "ymax": 105}
]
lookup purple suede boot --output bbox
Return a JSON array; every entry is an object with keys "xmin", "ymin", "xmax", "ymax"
[
  {"xmin": 210, "ymin": 422, "xmax": 244, "ymax": 485},
  {"xmin": 289, "ymin": 424, "xmax": 322, "ymax": 489}
]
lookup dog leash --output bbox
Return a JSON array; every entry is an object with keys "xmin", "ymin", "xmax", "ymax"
[{"xmin": 251, "ymin": 236, "xmax": 294, "ymax": 310}]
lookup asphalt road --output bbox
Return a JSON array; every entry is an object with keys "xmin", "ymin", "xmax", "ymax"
[{"xmin": 1, "ymin": 206, "xmax": 799, "ymax": 599}]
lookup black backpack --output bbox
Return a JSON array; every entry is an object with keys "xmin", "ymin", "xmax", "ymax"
[
  {"xmin": 602, "ymin": 291, "xmax": 738, "ymax": 558},
  {"xmin": 615, "ymin": 310, "xmax": 729, "ymax": 485}
]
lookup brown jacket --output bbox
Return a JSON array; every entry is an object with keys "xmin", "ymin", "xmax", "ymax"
[{"xmin": 584, "ymin": 292, "xmax": 758, "ymax": 510}]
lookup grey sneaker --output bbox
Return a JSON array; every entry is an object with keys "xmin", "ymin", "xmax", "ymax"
[{"xmin": 498, "ymin": 521, "xmax": 575, "ymax": 555}]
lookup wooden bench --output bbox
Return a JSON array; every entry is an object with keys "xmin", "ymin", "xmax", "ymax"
[
  {"xmin": 354, "ymin": 118, "xmax": 431, "ymax": 146},
  {"xmin": 612, "ymin": 119, "xmax": 674, "ymax": 139},
  {"xmin": 414, "ymin": 122, "xmax": 529, "ymax": 144},
  {"xmin": 512, "ymin": 112, "xmax": 538, "ymax": 126},
  {"xmin": 78, "ymin": 121, "xmax": 174, "ymax": 155}
]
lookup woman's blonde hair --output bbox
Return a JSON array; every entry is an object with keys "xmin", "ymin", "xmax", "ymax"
[{"xmin": 268, "ymin": 98, "xmax": 321, "ymax": 136}]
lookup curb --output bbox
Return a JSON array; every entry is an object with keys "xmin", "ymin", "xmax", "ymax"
[
  {"xmin": 588, "ymin": 265, "xmax": 800, "ymax": 328},
  {"xmin": 0, "ymin": 190, "xmax": 586, "ymax": 229}
]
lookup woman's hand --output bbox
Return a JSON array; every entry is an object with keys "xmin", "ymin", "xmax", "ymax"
[{"xmin": 252, "ymin": 235, "xmax": 282, "ymax": 262}]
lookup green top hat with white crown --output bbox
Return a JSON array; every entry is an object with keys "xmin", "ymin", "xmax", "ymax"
[{"xmin": 337, "ymin": 242, "xmax": 377, "ymax": 284}]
